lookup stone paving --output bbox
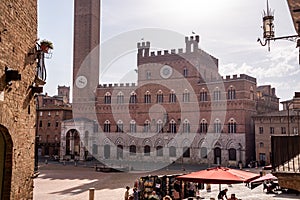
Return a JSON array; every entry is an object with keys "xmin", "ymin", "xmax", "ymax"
[{"xmin": 33, "ymin": 162, "xmax": 300, "ymax": 200}]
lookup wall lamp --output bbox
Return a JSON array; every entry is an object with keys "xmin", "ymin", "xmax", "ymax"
[
  {"xmin": 257, "ymin": 0, "xmax": 299, "ymax": 62},
  {"xmin": 5, "ymin": 66, "xmax": 21, "ymax": 85}
]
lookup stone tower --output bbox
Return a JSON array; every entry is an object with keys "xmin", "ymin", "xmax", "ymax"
[{"xmin": 73, "ymin": 0, "xmax": 100, "ymax": 118}]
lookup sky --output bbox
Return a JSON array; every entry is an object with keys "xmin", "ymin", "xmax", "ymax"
[{"xmin": 38, "ymin": 0, "xmax": 300, "ymax": 102}]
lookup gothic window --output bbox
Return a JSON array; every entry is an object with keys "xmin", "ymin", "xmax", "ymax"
[
  {"xmin": 281, "ymin": 127, "xmax": 286, "ymax": 134},
  {"xmin": 116, "ymin": 120, "xmax": 123, "ymax": 132},
  {"xmin": 144, "ymin": 145, "xmax": 150, "ymax": 156},
  {"xmin": 183, "ymin": 68, "xmax": 188, "ymax": 77},
  {"xmin": 130, "ymin": 120, "xmax": 136, "ymax": 133},
  {"xmin": 214, "ymin": 119, "xmax": 222, "ymax": 133},
  {"xmin": 104, "ymin": 120, "xmax": 111, "ymax": 133},
  {"xmin": 199, "ymin": 119, "xmax": 208, "ymax": 133},
  {"xmin": 228, "ymin": 119, "xmax": 237, "ymax": 133},
  {"xmin": 201, "ymin": 147, "xmax": 207, "ymax": 158},
  {"xmin": 146, "ymin": 71, "xmax": 151, "ymax": 80},
  {"xmin": 169, "ymin": 119, "xmax": 176, "ymax": 133},
  {"xmin": 117, "ymin": 91, "xmax": 124, "ymax": 104},
  {"xmin": 200, "ymin": 90, "xmax": 208, "ymax": 102},
  {"xmin": 183, "ymin": 119, "xmax": 190, "ymax": 133},
  {"xmin": 183, "ymin": 89, "xmax": 190, "ymax": 102},
  {"xmin": 183, "ymin": 147, "xmax": 190, "ymax": 157},
  {"xmin": 129, "ymin": 91, "xmax": 137, "ymax": 104},
  {"xmin": 144, "ymin": 120, "xmax": 151, "ymax": 133},
  {"xmin": 227, "ymin": 86, "xmax": 236, "ymax": 100},
  {"xmin": 156, "ymin": 120, "xmax": 163, "ymax": 133},
  {"xmin": 228, "ymin": 148, "xmax": 236, "ymax": 161},
  {"xmin": 169, "ymin": 146, "xmax": 176, "ymax": 157},
  {"xmin": 104, "ymin": 92, "xmax": 111, "ymax": 104},
  {"xmin": 213, "ymin": 87, "xmax": 221, "ymax": 101},
  {"xmin": 144, "ymin": 91, "xmax": 151, "ymax": 104},
  {"xmin": 129, "ymin": 145, "xmax": 136, "ymax": 156},
  {"xmin": 156, "ymin": 90, "xmax": 164, "ymax": 103},
  {"xmin": 169, "ymin": 90, "xmax": 176, "ymax": 103},
  {"xmin": 156, "ymin": 146, "xmax": 163, "ymax": 157}
]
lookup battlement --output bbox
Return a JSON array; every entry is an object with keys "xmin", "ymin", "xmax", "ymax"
[
  {"xmin": 222, "ymin": 74, "xmax": 256, "ymax": 83},
  {"xmin": 137, "ymin": 35, "xmax": 218, "ymax": 66},
  {"xmin": 98, "ymin": 83, "xmax": 136, "ymax": 88}
]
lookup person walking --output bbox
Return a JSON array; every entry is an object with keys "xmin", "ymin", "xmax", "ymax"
[{"xmin": 124, "ymin": 186, "xmax": 130, "ymax": 200}]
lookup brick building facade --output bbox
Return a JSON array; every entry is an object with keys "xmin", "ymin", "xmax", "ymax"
[
  {"xmin": 0, "ymin": 0, "xmax": 39, "ymax": 199},
  {"xmin": 36, "ymin": 86, "xmax": 72, "ymax": 158},
  {"xmin": 254, "ymin": 92, "xmax": 300, "ymax": 166},
  {"xmin": 61, "ymin": 34, "xmax": 279, "ymax": 169}
]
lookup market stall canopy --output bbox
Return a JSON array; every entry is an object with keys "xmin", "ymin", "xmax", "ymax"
[
  {"xmin": 176, "ymin": 166, "xmax": 260, "ymax": 184},
  {"xmin": 249, "ymin": 173, "xmax": 278, "ymax": 189}
]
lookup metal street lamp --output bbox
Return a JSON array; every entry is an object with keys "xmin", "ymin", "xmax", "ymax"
[{"xmin": 257, "ymin": 0, "xmax": 300, "ymax": 62}]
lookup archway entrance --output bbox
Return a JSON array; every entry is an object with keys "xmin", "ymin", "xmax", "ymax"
[
  {"xmin": 0, "ymin": 125, "xmax": 12, "ymax": 199},
  {"xmin": 214, "ymin": 147, "xmax": 221, "ymax": 165},
  {"xmin": 65, "ymin": 129, "xmax": 80, "ymax": 159}
]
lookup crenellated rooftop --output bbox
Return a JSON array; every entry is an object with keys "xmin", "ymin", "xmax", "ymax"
[
  {"xmin": 221, "ymin": 74, "xmax": 256, "ymax": 83},
  {"xmin": 137, "ymin": 35, "xmax": 218, "ymax": 65}
]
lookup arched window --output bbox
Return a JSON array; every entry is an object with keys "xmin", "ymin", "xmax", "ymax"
[
  {"xmin": 104, "ymin": 144, "xmax": 110, "ymax": 159},
  {"xmin": 213, "ymin": 87, "xmax": 221, "ymax": 101},
  {"xmin": 199, "ymin": 119, "xmax": 208, "ymax": 133},
  {"xmin": 144, "ymin": 91, "xmax": 151, "ymax": 104},
  {"xmin": 183, "ymin": 67, "xmax": 188, "ymax": 77},
  {"xmin": 228, "ymin": 148, "xmax": 236, "ymax": 161},
  {"xmin": 169, "ymin": 119, "xmax": 176, "ymax": 133},
  {"xmin": 228, "ymin": 119, "xmax": 237, "ymax": 133},
  {"xmin": 117, "ymin": 145, "xmax": 123, "ymax": 159},
  {"xmin": 183, "ymin": 119, "xmax": 190, "ymax": 133},
  {"xmin": 129, "ymin": 91, "xmax": 137, "ymax": 104},
  {"xmin": 183, "ymin": 147, "xmax": 190, "ymax": 157},
  {"xmin": 130, "ymin": 120, "xmax": 136, "ymax": 133},
  {"xmin": 259, "ymin": 142, "xmax": 264, "ymax": 148},
  {"xmin": 156, "ymin": 120, "xmax": 163, "ymax": 133},
  {"xmin": 183, "ymin": 89, "xmax": 190, "ymax": 102},
  {"xmin": 104, "ymin": 120, "xmax": 111, "ymax": 133},
  {"xmin": 214, "ymin": 119, "xmax": 222, "ymax": 133},
  {"xmin": 169, "ymin": 146, "xmax": 176, "ymax": 157},
  {"xmin": 227, "ymin": 86, "xmax": 236, "ymax": 100},
  {"xmin": 156, "ymin": 90, "xmax": 164, "ymax": 103},
  {"xmin": 116, "ymin": 120, "xmax": 123, "ymax": 132},
  {"xmin": 144, "ymin": 120, "xmax": 151, "ymax": 133},
  {"xmin": 129, "ymin": 145, "xmax": 136, "ymax": 156},
  {"xmin": 200, "ymin": 89, "xmax": 207, "ymax": 102},
  {"xmin": 156, "ymin": 146, "xmax": 163, "ymax": 157},
  {"xmin": 104, "ymin": 92, "xmax": 111, "ymax": 104},
  {"xmin": 169, "ymin": 90, "xmax": 176, "ymax": 103},
  {"xmin": 201, "ymin": 147, "xmax": 207, "ymax": 158},
  {"xmin": 144, "ymin": 145, "xmax": 150, "ymax": 156},
  {"xmin": 117, "ymin": 91, "xmax": 124, "ymax": 104}
]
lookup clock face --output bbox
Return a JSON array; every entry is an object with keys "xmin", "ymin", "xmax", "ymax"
[
  {"xmin": 160, "ymin": 65, "xmax": 173, "ymax": 79},
  {"xmin": 75, "ymin": 75, "xmax": 88, "ymax": 89}
]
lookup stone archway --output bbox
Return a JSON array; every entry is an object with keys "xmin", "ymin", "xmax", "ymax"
[
  {"xmin": 65, "ymin": 129, "xmax": 80, "ymax": 159},
  {"xmin": 0, "ymin": 125, "xmax": 12, "ymax": 200}
]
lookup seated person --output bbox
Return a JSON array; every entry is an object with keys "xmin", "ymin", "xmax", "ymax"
[{"xmin": 228, "ymin": 193, "xmax": 238, "ymax": 200}]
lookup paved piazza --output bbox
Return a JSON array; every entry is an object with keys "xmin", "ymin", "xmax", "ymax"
[{"xmin": 34, "ymin": 162, "xmax": 299, "ymax": 200}]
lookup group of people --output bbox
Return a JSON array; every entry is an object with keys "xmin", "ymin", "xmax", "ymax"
[
  {"xmin": 125, "ymin": 186, "xmax": 172, "ymax": 200},
  {"xmin": 217, "ymin": 188, "xmax": 240, "ymax": 200}
]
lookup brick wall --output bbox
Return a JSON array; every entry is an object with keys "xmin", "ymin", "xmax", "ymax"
[{"xmin": 0, "ymin": 0, "xmax": 37, "ymax": 199}]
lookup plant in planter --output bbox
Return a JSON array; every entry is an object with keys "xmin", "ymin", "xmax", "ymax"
[{"xmin": 39, "ymin": 39, "xmax": 53, "ymax": 53}]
